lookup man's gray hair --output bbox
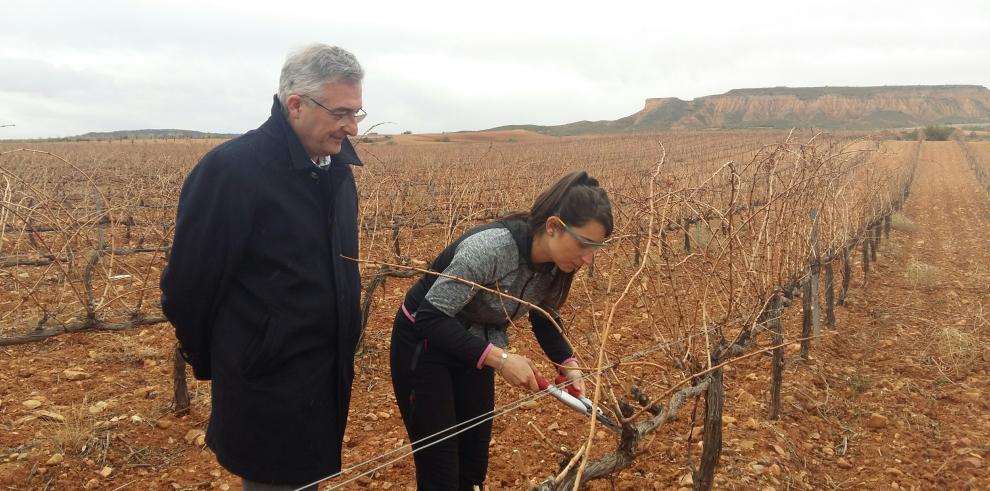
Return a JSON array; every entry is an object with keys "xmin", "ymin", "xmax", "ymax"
[{"xmin": 277, "ymin": 44, "xmax": 363, "ymax": 114}]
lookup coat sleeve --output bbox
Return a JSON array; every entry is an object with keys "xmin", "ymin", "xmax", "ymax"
[
  {"xmin": 529, "ymin": 307, "xmax": 574, "ymax": 365},
  {"xmin": 529, "ymin": 274, "xmax": 575, "ymax": 364},
  {"xmin": 412, "ymin": 236, "xmax": 500, "ymax": 368},
  {"xmin": 160, "ymin": 148, "xmax": 255, "ymax": 379}
]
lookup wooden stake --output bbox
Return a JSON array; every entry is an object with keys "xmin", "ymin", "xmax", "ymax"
[{"xmin": 768, "ymin": 296, "xmax": 785, "ymax": 420}]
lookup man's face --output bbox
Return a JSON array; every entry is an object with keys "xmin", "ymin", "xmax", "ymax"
[{"xmin": 286, "ymin": 81, "xmax": 363, "ymax": 159}]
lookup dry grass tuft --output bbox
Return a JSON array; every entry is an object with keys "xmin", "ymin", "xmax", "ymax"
[
  {"xmin": 89, "ymin": 332, "xmax": 163, "ymax": 364},
  {"xmin": 904, "ymin": 261, "xmax": 938, "ymax": 288},
  {"xmin": 890, "ymin": 213, "xmax": 918, "ymax": 233},
  {"xmin": 45, "ymin": 402, "xmax": 98, "ymax": 455},
  {"xmin": 931, "ymin": 326, "xmax": 986, "ymax": 379}
]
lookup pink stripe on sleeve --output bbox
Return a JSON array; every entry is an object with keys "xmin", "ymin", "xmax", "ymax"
[
  {"xmin": 477, "ymin": 343, "xmax": 494, "ymax": 370},
  {"xmin": 401, "ymin": 304, "xmax": 416, "ymax": 323},
  {"xmin": 558, "ymin": 356, "xmax": 578, "ymax": 372}
]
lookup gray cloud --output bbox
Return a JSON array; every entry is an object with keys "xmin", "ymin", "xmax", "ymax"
[{"xmin": 1, "ymin": 0, "xmax": 988, "ymax": 139}]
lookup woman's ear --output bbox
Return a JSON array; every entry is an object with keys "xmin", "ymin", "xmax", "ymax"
[{"xmin": 545, "ymin": 217, "xmax": 557, "ymax": 236}]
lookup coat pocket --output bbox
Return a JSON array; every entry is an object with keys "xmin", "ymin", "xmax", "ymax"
[{"xmin": 241, "ymin": 311, "xmax": 283, "ymax": 378}]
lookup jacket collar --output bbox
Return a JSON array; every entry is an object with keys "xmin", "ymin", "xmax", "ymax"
[
  {"xmin": 259, "ymin": 95, "xmax": 363, "ymax": 171},
  {"xmin": 500, "ymin": 217, "xmax": 541, "ymax": 270}
]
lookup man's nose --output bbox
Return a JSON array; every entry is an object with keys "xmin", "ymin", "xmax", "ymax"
[{"xmin": 342, "ymin": 119, "xmax": 358, "ymax": 137}]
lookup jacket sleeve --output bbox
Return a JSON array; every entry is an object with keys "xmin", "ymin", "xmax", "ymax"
[
  {"xmin": 160, "ymin": 148, "xmax": 255, "ymax": 379},
  {"xmin": 413, "ymin": 236, "xmax": 500, "ymax": 367}
]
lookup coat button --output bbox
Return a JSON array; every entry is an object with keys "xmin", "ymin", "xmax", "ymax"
[{"xmin": 310, "ymin": 171, "xmax": 319, "ymax": 181}]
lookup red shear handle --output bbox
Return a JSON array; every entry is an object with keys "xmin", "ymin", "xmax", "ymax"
[
  {"xmin": 555, "ymin": 373, "xmax": 582, "ymax": 398},
  {"xmin": 535, "ymin": 373, "xmax": 549, "ymax": 391},
  {"xmin": 536, "ymin": 373, "xmax": 582, "ymax": 397}
]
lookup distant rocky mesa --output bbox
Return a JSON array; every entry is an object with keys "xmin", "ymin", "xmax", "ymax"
[{"xmin": 490, "ymin": 85, "xmax": 990, "ymax": 135}]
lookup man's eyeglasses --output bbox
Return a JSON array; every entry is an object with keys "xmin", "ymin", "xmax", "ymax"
[
  {"xmin": 555, "ymin": 217, "xmax": 607, "ymax": 250},
  {"xmin": 304, "ymin": 95, "xmax": 367, "ymax": 125}
]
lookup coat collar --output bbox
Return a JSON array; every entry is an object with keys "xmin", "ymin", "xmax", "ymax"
[
  {"xmin": 500, "ymin": 217, "xmax": 541, "ymax": 270},
  {"xmin": 259, "ymin": 95, "xmax": 363, "ymax": 171}
]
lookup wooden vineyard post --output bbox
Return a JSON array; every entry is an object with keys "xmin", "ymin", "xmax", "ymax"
[
  {"xmin": 861, "ymin": 235, "xmax": 871, "ymax": 274},
  {"xmin": 391, "ymin": 222, "xmax": 401, "ymax": 259},
  {"xmin": 82, "ymin": 191, "xmax": 105, "ymax": 324},
  {"xmin": 124, "ymin": 213, "xmax": 134, "ymax": 244},
  {"xmin": 683, "ymin": 218, "xmax": 692, "ymax": 253},
  {"xmin": 839, "ymin": 245, "xmax": 851, "ymax": 305},
  {"xmin": 800, "ymin": 209, "xmax": 819, "ymax": 359},
  {"xmin": 693, "ymin": 358, "xmax": 724, "ymax": 491},
  {"xmin": 25, "ymin": 197, "xmax": 39, "ymax": 249},
  {"xmin": 358, "ymin": 269, "xmax": 386, "ymax": 354},
  {"xmin": 824, "ymin": 261, "xmax": 836, "ymax": 329},
  {"xmin": 173, "ymin": 344, "xmax": 191, "ymax": 416},
  {"xmin": 810, "ymin": 261, "xmax": 821, "ymax": 338},
  {"xmin": 800, "ymin": 274, "xmax": 813, "ymax": 360},
  {"xmin": 870, "ymin": 224, "xmax": 879, "ymax": 262},
  {"xmin": 768, "ymin": 295, "xmax": 785, "ymax": 420},
  {"xmin": 884, "ymin": 214, "xmax": 891, "ymax": 239},
  {"xmin": 810, "ymin": 209, "xmax": 821, "ymax": 337}
]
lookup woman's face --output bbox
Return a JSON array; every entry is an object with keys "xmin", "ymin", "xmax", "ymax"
[{"xmin": 545, "ymin": 217, "xmax": 607, "ymax": 273}]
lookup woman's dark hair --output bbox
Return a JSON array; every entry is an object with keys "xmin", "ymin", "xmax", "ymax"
[
  {"xmin": 529, "ymin": 171, "xmax": 613, "ymax": 237},
  {"xmin": 515, "ymin": 171, "xmax": 613, "ymax": 309}
]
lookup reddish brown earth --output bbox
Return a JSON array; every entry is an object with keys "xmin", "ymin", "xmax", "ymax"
[{"xmin": 1, "ymin": 140, "xmax": 987, "ymax": 490}]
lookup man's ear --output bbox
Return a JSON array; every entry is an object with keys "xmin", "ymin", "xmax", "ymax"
[{"xmin": 285, "ymin": 94, "xmax": 304, "ymax": 118}]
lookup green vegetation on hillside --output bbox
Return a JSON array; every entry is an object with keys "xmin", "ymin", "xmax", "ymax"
[{"xmin": 923, "ymin": 125, "xmax": 955, "ymax": 141}]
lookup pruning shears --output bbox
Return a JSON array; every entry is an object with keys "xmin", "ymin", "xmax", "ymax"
[{"xmin": 536, "ymin": 373, "xmax": 621, "ymax": 433}]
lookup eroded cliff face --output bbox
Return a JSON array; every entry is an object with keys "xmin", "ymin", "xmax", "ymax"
[{"xmin": 628, "ymin": 86, "xmax": 990, "ymax": 130}]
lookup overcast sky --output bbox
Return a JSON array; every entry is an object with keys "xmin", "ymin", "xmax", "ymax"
[{"xmin": 1, "ymin": 0, "xmax": 988, "ymax": 139}]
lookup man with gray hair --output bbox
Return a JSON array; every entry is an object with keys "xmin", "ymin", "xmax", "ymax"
[{"xmin": 161, "ymin": 44, "xmax": 366, "ymax": 490}]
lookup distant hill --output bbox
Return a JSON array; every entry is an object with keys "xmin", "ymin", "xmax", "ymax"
[
  {"xmin": 0, "ymin": 129, "xmax": 241, "ymax": 142},
  {"xmin": 73, "ymin": 129, "xmax": 239, "ymax": 140},
  {"xmin": 489, "ymin": 85, "xmax": 990, "ymax": 135}
]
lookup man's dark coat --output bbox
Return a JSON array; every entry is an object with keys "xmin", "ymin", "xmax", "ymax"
[{"xmin": 161, "ymin": 96, "xmax": 362, "ymax": 483}]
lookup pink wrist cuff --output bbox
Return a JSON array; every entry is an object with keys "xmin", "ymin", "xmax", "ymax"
[
  {"xmin": 477, "ymin": 343, "xmax": 495, "ymax": 370},
  {"xmin": 558, "ymin": 356, "xmax": 578, "ymax": 372}
]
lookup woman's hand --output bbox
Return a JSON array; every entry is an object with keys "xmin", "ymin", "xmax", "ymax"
[
  {"xmin": 559, "ymin": 360, "xmax": 585, "ymax": 396},
  {"xmin": 499, "ymin": 354, "xmax": 540, "ymax": 391},
  {"xmin": 487, "ymin": 349, "xmax": 539, "ymax": 391}
]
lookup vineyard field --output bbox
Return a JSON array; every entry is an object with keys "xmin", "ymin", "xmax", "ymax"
[{"xmin": 0, "ymin": 134, "xmax": 987, "ymax": 490}]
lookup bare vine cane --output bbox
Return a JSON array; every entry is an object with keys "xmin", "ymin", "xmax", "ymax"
[
  {"xmin": 540, "ymin": 331, "xmax": 837, "ymax": 490},
  {"xmin": 0, "ymin": 148, "xmax": 165, "ymax": 340},
  {"xmin": 570, "ymin": 143, "xmax": 667, "ymax": 490}
]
